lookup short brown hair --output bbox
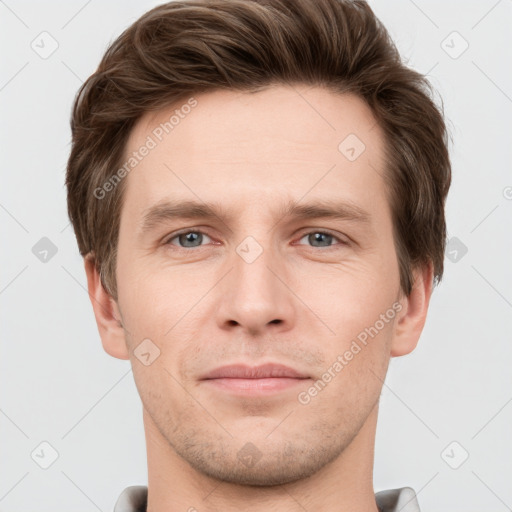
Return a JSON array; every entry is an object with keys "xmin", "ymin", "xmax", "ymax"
[{"xmin": 66, "ymin": 0, "xmax": 451, "ymax": 300}]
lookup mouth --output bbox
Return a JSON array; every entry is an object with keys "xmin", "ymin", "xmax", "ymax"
[{"xmin": 199, "ymin": 363, "xmax": 310, "ymax": 395}]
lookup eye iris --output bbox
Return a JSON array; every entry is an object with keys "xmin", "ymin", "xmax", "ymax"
[
  {"xmin": 309, "ymin": 232, "xmax": 333, "ymax": 247},
  {"xmin": 179, "ymin": 232, "xmax": 202, "ymax": 247}
]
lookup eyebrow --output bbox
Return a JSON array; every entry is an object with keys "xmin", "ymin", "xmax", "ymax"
[{"xmin": 139, "ymin": 198, "xmax": 371, "ymax": 234}]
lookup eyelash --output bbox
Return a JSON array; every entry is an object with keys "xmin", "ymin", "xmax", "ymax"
[{"xmin": 163, "ymin": 229, "xmax": 349, "ymax": 251}]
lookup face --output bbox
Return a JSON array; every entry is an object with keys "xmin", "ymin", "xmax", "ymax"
[{"xmin": 113, "ymin": 85, "xmax": 405, "ymax": 485}]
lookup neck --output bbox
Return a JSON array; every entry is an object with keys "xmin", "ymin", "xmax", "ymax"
[{"xmin": 143, "ymin": 402, "xmax": 380, "ymax": 512}]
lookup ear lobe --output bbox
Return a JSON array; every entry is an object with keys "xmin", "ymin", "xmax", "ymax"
[
  {"xmin": 84, "ymin": 254, "xmax": 130, "ymax": 360},
  {"xmin": 390, "ymin": 262, "xmax": 434, "ymax": 358}
]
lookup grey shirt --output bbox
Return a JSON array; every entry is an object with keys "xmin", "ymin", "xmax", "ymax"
[{"xmin": 113, "ymin": 485, "xmax": 421, "ymax": 512}]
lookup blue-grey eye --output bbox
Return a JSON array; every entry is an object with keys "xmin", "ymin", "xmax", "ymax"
[
  {"xmin": 168, "ymin": 231, "xmax": 212, "ymax": 248},
  {"xmin": 299, "ymin": 232, "xmax": 339, "ymax": 247}
]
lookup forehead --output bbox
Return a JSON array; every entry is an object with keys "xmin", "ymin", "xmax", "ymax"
[{"xmin": 120, "ymin": 85, "xmax": 389, "ymax": 223}]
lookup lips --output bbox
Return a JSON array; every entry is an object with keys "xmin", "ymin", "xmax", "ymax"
[
  {"xmin": 199, "ymin": 363, "xmax": 310, "ymax": 395},
  {"xmin": 200, "ymin": 363, "xmax": 309, "ymax": 380}
]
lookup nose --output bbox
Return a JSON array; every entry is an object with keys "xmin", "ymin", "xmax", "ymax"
[{"xmin": 215, "ymin": 239, "xmax": 296, "ymax": 337}]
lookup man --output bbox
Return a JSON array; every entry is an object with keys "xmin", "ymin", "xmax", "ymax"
[{"xmin": 65, "ymin": 0, "xmax": 451, "ymax": 510}]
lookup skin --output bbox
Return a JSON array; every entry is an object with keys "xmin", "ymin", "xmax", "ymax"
[{"xmin": 85, "ymin": 85, "xmax": 433, "ymax": 512}]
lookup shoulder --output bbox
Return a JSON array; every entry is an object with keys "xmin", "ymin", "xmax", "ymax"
[
  {"xmin": 375, "ymin": 486, "xmax": 421, "ymax": 512},
  {"xmin": 113, "ymin": 485, "xmax": 148, "ymax": 512}
]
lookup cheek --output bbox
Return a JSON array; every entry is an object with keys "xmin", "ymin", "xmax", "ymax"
[
  {"xmin": 297, "ymin": 259, "xmax": 398, "ymax": 335},
  {"xmin": 304, "ymin": 305, "xmax": 394, "ymax": 419},
  {"xmin": 129, "ymin": 358, "xmax": 187, "ymax": 434},
  {"xmin": 295, "ymin": 259, "xmax": 398, "ymax": 396},
  {"xmin": 117, "ymin": 256, "xmax": 187, "ymax": 331}
]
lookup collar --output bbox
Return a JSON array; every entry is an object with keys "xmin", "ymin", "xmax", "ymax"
[{"xmin": 113, "ymin": 485, "xmax": 421, "ymax": 512}]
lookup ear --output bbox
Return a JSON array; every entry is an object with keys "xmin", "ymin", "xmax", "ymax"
[
  {"xmin": 390, "ymin": 262, "xmax": 434, "ymax": 357},
  {"xmin": 84, "ymin": 254, "xmax": 130, "ymax": 360}
]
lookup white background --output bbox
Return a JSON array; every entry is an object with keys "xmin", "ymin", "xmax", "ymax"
[{"xmin": 1, "ymin": 0, "xmax": 511, "ymax": 510}]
